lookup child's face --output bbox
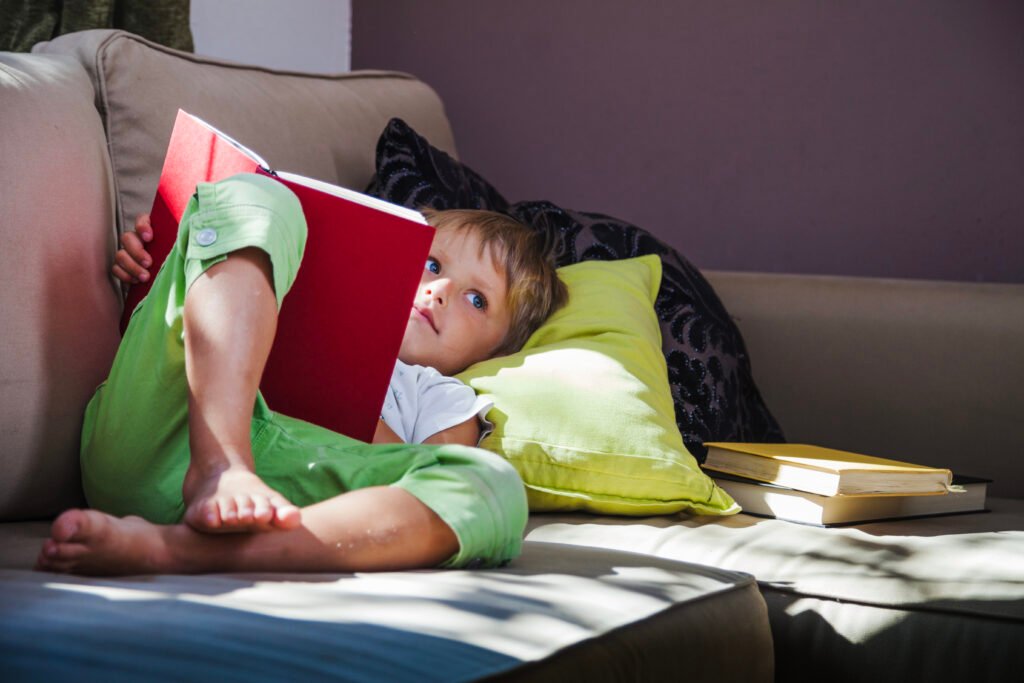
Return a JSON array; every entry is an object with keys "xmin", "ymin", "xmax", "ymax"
[{"xmin": 399, "ymin": 229, "xmax": 511, "ymax": 375}]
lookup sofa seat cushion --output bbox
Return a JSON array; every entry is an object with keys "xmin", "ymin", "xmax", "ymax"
[
  {"xmin": 526, "ymin": 499, "xmax": 1024, "ymax": 681},
  {"xmin": 0, "ymin": 527, "xmax": 772, "ymax": 682}
]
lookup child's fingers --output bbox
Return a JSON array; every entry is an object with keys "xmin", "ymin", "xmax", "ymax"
[
  {"xmin": 120, "ymin": 231, "xmax": 153, "ymax": 268},
  {"xmin": 134, "ymin": 213, "xmax": 154, "ymax": 242},
  {"xmin": 111, "ymin": 263, "xmax": 137, "ymax": 285},
  {"xmin": 114, "ymin": 249, "xmax": 149, "ymax": 283}
]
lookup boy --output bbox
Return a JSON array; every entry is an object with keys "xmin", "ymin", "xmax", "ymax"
[{"xmin": 35, "ymin": 173, "xmax": 566, "ymax": 576}]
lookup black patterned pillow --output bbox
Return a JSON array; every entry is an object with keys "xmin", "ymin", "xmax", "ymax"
[
  {"xmin": 366, "ymin": 118, "xmax": 784, "ymax": 459},
  {"xmin": 365, "ymin": 119, "xmax": 510, "ymax": 213}
]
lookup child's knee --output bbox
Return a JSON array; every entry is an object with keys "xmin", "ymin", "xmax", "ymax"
[
  {"xmin": 203, "ymin": 173, "xmax": 308, "ymax": 252},
  {"xmin": 446, "ymin": 448, "xmax": 529, "ymax": 566},
  {"xmin": 185, "ymin": 173, "xmax": 309, "ymax": 308}
]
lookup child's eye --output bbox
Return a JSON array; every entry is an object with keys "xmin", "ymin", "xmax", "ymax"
[
  {"xmin": 466, "ymin": 292, "xmax": 487, "ymax": 310},
  {"xmin": 425, "ymin": 257, "xmax": 441, "ymax": 275}
]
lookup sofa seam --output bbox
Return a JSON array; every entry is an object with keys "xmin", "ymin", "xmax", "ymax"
[
  {"xmin": 94, "ymin": 31, "xmax": 124, "ymax": 243},
  {"xmin": 114, "ymin": 31, "xmax": 418, "ymax": 82},
  {"xmin": 758, "ymin": 582, "xmax": 1024, "ymax": 625}
]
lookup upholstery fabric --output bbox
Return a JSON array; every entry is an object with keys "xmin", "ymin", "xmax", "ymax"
[
  {"xmin": 706, "ymin": 270, "xmax": 1024, "ymax": 499},
  {"xmin": 33, "ymin": 30, "xmax": 457, "ymax": 239},
  {"xmin": 368, "ymin": 118, "xmax": 784, "ymax": 460},
  {"xmin": 0, "ymin": 537, "xmax": 773, "ymax": 682},
  {"xmin": 526, "ymin": 497, "xmax": 1024, "ymax": 681},
  {"xmin": 0, "ymin": 52, "xmax": 122, "ymax": 520}
]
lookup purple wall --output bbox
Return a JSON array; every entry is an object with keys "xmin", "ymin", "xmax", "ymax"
[{"xmin": 353, "ymin": 1, "xmax": 1024, "ymax": 283}]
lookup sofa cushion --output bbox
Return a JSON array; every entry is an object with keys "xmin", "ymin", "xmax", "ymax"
[
  {"xmin": 368, "ymin": 118, "xmax": 785, "ymax": 460},
  {"xmin": 0, "ymin": 532, "xmax": 773, "ymax": 682},
  {"xmin": 33, "ymin": 29, "xmax": 458, "ymax": 238},
  {"xmin": 367, "ymin": 117, "xmax": 510, "ymax": 213},
  {"xmin": 0, "ymin": 52, "xmax": 122, "ymax": 520},
  {"xmin": 526, "ymin": 499, "xmax": 1024, "ymax": 681},
  {"xmin": 458, "ymin": 256, "xmax": 737, "ymax": 516}
]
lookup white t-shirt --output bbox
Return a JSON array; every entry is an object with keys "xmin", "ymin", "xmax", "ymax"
[{"xmin": 380, "ymin": 360, "xmax": 493, "ymax": 444}]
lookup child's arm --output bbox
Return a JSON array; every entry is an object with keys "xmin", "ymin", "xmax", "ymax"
[
  {"xmin": 372, "ymin": 419, "xmax": 404, "ymax": 444},
  {"xmin": 423, "ymin": 417, "xmax": 481, "ymax": 446},
  {"xmin": 112, "ymin": 214, "xmax": 155, "ymax": 285},
  {"xmin": 372, "ymin": 416, "xmax": 481, "ymax": 447}
]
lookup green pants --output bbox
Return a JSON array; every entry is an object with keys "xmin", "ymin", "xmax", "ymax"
[{"xmin": 80, "ymin": 173, "xmax": 527, "ymax": 568}]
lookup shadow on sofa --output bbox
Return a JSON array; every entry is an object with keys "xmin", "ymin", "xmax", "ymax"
[
  {"xmin": 765, "ymin": 591, "xmax": 1024, "ymax": 683},
  {"xmin": 3, "ymin": 585, "xmax": 521, "ymax": 681}
]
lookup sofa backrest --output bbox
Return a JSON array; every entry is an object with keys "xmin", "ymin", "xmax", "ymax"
[
  {"xmin": 33, "ymin": 29, "xmax": 458, "ymax": 240},
  {"xmin": 708, "ymin": 270, "xmax": 1024, "ymax": 499},
  {"xmin": 1, "ymin": 30, "xmax": 458, "ymax": 522}
]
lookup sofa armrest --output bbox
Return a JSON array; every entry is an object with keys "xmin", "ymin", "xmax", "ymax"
[{"xmin": 0, "ymin": 51, "xmax": 122, "ymax": 520}]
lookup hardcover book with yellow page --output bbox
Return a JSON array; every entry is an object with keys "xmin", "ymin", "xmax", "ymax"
[
  {"xmin": 706, "ymin": 471, "xmax": 988, "ymax": 526},
  {"xmin": 702, "ymin": 442, "xmax": 953, "ymax": 497}
]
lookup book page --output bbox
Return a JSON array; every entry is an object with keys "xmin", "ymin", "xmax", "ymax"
[
  {"xmin": 189, "ymin": 113, "xmax": 270, "ymax": 169},
  {"xmin": 275, "ymin": 171, "xmax": 427, "ymax": 225},
  {"xmin": 185, "ymin": 111, "xmax": 424, "ymax": 225}
]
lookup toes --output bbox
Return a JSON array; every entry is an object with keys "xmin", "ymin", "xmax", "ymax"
[
  {"xmin": 185, "ymin": 500, "xmax": 222, "ymax": 531},
  {"xmin": 35, "ymin": 557, "xmax": 73, "ymax": 573},
  {"xmin": 51, "ymin": 509, "xmax": 87, "ymax": 543},
  {"xmin": 35, "ymin": 542, "xmax": 57, "ymax": 571},
  {"xmin": 235, "ymin": 494, "xmax": 256, "ymax": 525},
  {"xmin": 35, "ymin": 538, "xmax": 88, "ymax": 573},
  {"xmin": 271, "ymin": 498, "xmax": 302, "ymax": 529},
  {"xmin": 218, "ymin": 497, "xmax": 239, "ymax": 526},
  {"xmin": 49, "ymin": 541, "xmax": 89, "ymax": 562},
  {"xmin": 250, "ymin": 495, "xmax": 273, "ymax": 525},
  {"xmin": 201, "ymin": 502, "xmax": 220, "ymax": 528}
]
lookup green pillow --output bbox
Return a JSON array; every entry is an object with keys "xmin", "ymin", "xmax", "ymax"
[{"xmin": 458, "ymin": 255, "xmax": 738, "ymax": 516}]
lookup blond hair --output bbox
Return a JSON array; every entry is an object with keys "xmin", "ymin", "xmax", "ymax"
[{"xmin": 422, "ymin": 208, "xmax": 568, "ymax": 356}]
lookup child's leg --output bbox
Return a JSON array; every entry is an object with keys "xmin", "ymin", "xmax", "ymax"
[
  {"xmin": 37, "ymin": 485, "xmax": 457, "ymax": 575},
  {"xmin": 40, "ymin": 430, "xmax": 528, "ymax": 573},
  {"xmin": 78, "ymin": 172, "xmax": 528, "ymax": 568},
  {"xmin": 81, "ymin": 173, "xmax": 309, "ymax": 531},
  {"xmin": 42, "ymin": 428, "xmax": 528, "ymax": 573},
  {"xmin": 179, "ymin": 246, "xmax": 300, "ymax": 532}
]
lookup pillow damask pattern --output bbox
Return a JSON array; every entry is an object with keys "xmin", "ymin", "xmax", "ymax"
[
  {"xmin": 367, "ymin": 119, "xmax": 784, "ymax": 459},
  {"xmin": 365, "ymin": 119, "xmax": 510, "ymax": 213}
]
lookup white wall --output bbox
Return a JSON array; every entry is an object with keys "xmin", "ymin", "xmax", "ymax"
[{"xmin": 191, "ymin": 0, "xmax": 350, "ymax": 73}]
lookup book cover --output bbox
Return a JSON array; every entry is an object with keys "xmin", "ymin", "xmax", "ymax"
[
  {"xmin": 122, "ymin": 110, "xmax": 434, "ymax": 442},
  {"xmin": 708, "ymin": 471, "xmax": 989, "ymax": 526},
  {"xmin": 702, "ymin": 442, "xmax": 953, "ymax": 497}
]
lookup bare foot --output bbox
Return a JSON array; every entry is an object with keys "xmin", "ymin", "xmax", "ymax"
[
  {"xmin": 182, "ymin": 465, "xmax": 301, "ymax": 533},
  {"xmin": 34, "ymin": 509, "xmax": 184, "ymax": 576}
]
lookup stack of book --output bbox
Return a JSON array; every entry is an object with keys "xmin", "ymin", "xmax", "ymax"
[{"xmin": 702, "ymin": 442, "xmax": 989, "ymax": 526}]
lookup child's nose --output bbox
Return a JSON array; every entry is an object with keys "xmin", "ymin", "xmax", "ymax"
[{"xmin": 425, "ymin": 281, "xmax": 447, "ymax": 305}]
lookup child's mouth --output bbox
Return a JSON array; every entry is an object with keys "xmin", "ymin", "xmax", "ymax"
[{"xmin": 413, "ymin": 305, "xmax": 438, "ymax": 333}]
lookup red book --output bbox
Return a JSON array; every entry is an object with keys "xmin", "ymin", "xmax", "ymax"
[{"xmin": 122, "ymin": 110, "xmax": 434, "ymax": 442}]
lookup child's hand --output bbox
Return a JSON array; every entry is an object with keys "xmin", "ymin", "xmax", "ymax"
[{"xmin": 112, "ymin": 214, "xmax": 155, "ymax": 285}]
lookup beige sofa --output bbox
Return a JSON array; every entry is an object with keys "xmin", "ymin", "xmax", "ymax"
[{"xmin": 1, "ymin": 30, "xmax": 1021, "ymax": 682}]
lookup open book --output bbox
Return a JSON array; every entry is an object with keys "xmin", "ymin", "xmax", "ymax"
[{"xmin": 122, "ymin": 110, "xmax": 434, "ymax": 442}]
